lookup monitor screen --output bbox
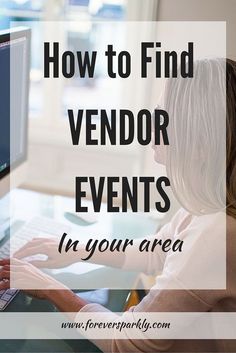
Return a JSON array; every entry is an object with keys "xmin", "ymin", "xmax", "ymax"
[{"xmin": 0, "ymin": 28, "xmax": 30, "ymax": 180}]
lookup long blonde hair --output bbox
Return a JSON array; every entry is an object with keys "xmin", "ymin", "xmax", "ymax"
[{"xmin": 164, "ymin": 58, "xmax": 236, "ymax": 218}]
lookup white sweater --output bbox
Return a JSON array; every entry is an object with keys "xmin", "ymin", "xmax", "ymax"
[{"xmin": 77, "ymin": 209, "xmax": 236, "ymax": 352}]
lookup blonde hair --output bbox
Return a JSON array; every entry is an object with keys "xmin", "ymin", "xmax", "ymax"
[{"xmin": 164, "ymin": 58, "xmax": 236, "ymax": 218}]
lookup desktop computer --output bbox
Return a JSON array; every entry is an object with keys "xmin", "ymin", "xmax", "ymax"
[
  {"xmin": 0, "ymin": 27, "xmax": 30, "ymax": 235},
  {"xmin": 0, "ymin": 27, "xmax": 31, "ymax": 310}
]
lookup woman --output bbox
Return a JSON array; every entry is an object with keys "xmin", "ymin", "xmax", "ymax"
[{"xmin": 1, "ymin": 58, "xmax": 236, "ymax": 352}]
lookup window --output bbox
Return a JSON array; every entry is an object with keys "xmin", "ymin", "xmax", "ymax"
[
  {"xmin": 0, "ymin": 0, "xmax": 126, "ymax": 121},
  {"xmin": 0, "ymin": 0, "xmax": 164, "ymax": 199},
  {"xmin": 63, "ymin": 1, "xmax": 126, "ymax": 117},
  {"xmin": 0, "ymin": 0, "xmax": 44, "ymax": 117}
]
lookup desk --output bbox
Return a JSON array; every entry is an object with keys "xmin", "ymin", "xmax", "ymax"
[{"xmin": 1, "ymin": 188, "xmax": 158, "ymax": 352}]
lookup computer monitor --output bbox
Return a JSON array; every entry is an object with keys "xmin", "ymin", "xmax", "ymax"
[
  {"xmin": 0, "ymin": 27, "xmax": 30, "ymax": 235},
  {"xmin": 0, "ymin": 27, "xmax": 30, "ymax": 196}
]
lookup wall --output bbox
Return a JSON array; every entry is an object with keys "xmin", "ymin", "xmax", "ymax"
[{"xmin": 157, "ymin": 0, "xmax": 236, "ymax": 59}]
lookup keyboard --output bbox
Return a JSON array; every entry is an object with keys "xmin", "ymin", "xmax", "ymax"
[
  {"xmin": 0, "ymin": 216, "xmax": 71, "ymax": 311},
  {"xmin": 0, "ymin": 288, "xmax": 18, "ymax": 311}
]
